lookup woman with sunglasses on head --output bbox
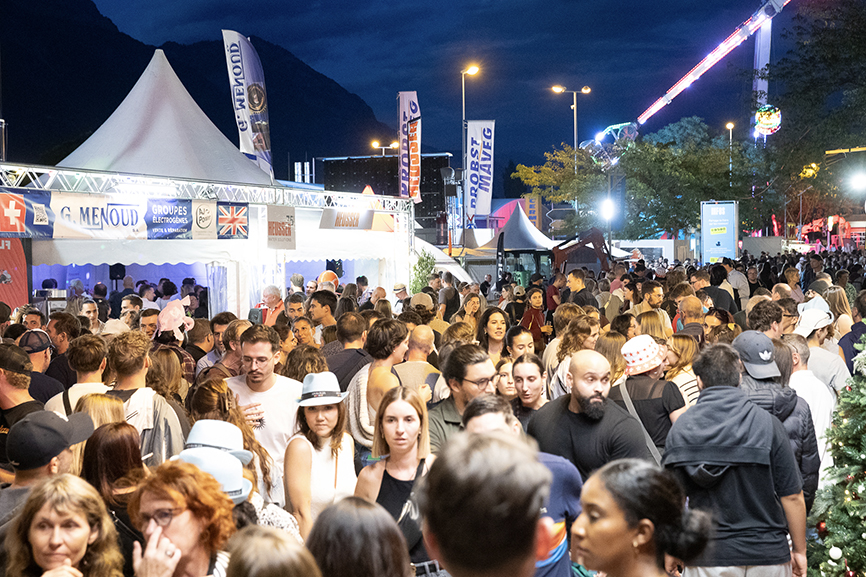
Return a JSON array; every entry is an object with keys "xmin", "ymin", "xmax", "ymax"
[{"xmin": 127, "ymin": 460, "xmax": 235, "ymax": 577}]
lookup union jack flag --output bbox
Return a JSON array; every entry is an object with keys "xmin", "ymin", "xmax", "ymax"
[{"xmin": 217, "ymin": 203, "xmax": 248, "ymax": 239}]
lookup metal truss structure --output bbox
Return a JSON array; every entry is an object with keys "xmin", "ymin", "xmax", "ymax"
[{"xmin": 0, "ymin": 162, "xmax": 415, "ymax": 215}]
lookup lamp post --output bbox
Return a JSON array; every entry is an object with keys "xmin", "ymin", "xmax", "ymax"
[
  {"xmin": 552, "ymin": 85, "xmax": 591, "ymax": 173},
  {"xmin": 371, "ymin": 140, "xmax": 398, "ymax": 156},
  {"xmin": 601, "ymin": 197, "xmax": 614, "ymax": 254},
  {"xmin": 726, "ymin": 122, "xmax": 734, "ymax": 187},
  {"xmin": 461, "ymin": 65, "xmax": 479, "ymax": 239}
]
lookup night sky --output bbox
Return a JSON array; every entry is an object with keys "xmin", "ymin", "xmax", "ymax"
[{"xmin": 91, "ymin": 0, "xmax": 797, "ymax": 167}]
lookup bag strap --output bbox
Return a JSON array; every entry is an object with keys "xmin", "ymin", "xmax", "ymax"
[
  {"xmin": 619, "ymin": 382, "xmax": 662, "ymax": 465},
  {"xmin": 62, "ymin": 389, "xmax": 73, "ymax": 415}
]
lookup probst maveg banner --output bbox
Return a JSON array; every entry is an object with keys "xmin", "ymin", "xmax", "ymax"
[
  {"xmin": 465, "ymin": 120, "xmax": 494, "ymax": 228},
  {"xmin": 222, "ymin": 30, "xmax": 274, "ymax": 180},
  {"xmin": 398, "ymin": 91, "xmax": 421, "ymax": 203}
]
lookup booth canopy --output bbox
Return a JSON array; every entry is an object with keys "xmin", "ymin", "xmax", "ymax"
[
  {"xmin": 479, "ymin": 203, "xmax": 557, "ymax": 252},
  {"xmin": 58, "ymin": 50, "xmax": 273, "ymax": 186}
]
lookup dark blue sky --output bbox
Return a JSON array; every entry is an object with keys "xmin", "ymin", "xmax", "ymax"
[{"xmin": 91, "ymin": 0, "xmax": 797, "ymax": 166}]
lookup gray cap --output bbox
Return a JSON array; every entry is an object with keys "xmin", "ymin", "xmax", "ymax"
[{"xmin": 732, "ymin": 331, "xmax": 781, "ymax": 380}]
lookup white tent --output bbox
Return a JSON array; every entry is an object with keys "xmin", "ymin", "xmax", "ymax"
[
  {"xmin": 58, "ymin": 50, "xmax": 273, "ymax": 185},
  {"xmin": 480, "ymin": 203, "xmax": 557, "ymax": 251}
]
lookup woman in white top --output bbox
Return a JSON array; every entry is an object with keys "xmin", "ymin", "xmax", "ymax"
[
  {"xmin": 665, "ymin": 334, "xmax": 700, "ymax": 407},
  {"xmin": 284, "ymin": 372, "xmax": 356, "ymax": 539}
]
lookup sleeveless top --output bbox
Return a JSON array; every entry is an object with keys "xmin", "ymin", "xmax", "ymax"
[
  {"xmin": 291, "ymin": 433, "xmax": 356, "ymax": 523},
  {"xmin": 376, "ymin": 459, "xmax": 429, "ymax": 563}
]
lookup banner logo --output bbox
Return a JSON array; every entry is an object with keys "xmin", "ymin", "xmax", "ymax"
[
  {"xmin": 465, "ymin": 120, "xmax": 495, "ymax": 228},
  {"xmin": 218, "ymin": 203, "xmax": 249, "ymax": 238},
  {"xmin": 398, "ymin": 91, "xmax": 422, "ymax": 203},
  {"xmin": 0, "ymin": 194, "xmax": 26, "ymax": 233}
]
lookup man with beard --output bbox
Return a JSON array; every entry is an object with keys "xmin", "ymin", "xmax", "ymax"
[
  {"xmin": 526, "ymin": 350, "xmax": 650, "ymax": 480},
  {"xmin": 428, "ymin": 344, "xmax": 496, "ymax": 453},
  {"xmin": 226, "ymin": 325, "xmax": 302, "ymax": 507}
]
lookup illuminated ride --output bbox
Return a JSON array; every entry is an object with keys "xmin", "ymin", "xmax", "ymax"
[{"xmin": 585, "ymin": 0, "xmax": 792, "ymax": 168}]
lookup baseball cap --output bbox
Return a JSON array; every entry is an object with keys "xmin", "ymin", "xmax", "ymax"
[
  {"xmin": 530, "ymin": 273, "xmax": 543, "ymax": 283},
  {"xmin": 7, "ymin": 411, "xmax": 94, "ymax": 470},
  {"xmin": 18, "ymin": 329, "xmax": 52, "ymax": 354},
  {"xmin": 410, "ymin": 292, "xmax": 434, "ymax": 311},
  {"xmin": 0, "ymin": 343, "xmax": 32, "ymax": 375},
  {"xmin": 513, "ymin": 285, "xmax": 526, "ymax": 297},
  {"xmin": 808, "ymin": 279, "xmax": 831, "ymax": 295},
  {"xmin": 393, "ymin": 283, "xmax": 407, "ymax": 293},
  {"xmin": 794, "ymin": 309, "xmax": 834, "ymax": 338},
  {"xmin": 732, "ymin": 331, "xmax": 781, "ymax": 380}
]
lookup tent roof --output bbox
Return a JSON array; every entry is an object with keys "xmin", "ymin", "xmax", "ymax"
[
  {"xmin": 58, "ymin": 50, "xmax": 273, "ymax": 186},
  {"xmin": 480, "ymin": 203, "xmax": 556, "ymax": 251}
]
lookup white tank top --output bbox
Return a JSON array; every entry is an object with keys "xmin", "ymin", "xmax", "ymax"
[{"xmin": 291, "ymin": 433, "xmax": 356, "ymax": 522}]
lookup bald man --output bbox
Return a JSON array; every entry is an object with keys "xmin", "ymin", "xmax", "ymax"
[
  {"xmin": 772, "ymin": 283, "xmax": 792, "ymax": 301},
  {"xmin": 677, "ymin": 296, "xmax": 705, "ymax": 343},
  {"xmin": 526, "ymin": 350, "xmax": 651, "ymax": 479},
  {"xmin": 392, "ymin": 325, "xmax": 438, "ymax": 403}
]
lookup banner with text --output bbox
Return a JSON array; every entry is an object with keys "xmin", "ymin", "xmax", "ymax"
[
  {"xmin": 222, "ymin": 30, "xmax": 274, "ymax": 180},
  {"xmin": 700, "ymin": 201, "xmax": 739, "ymax": 263},
  {"xmin": 398, "ymin": 91, "xmax": 421, "ymax": 203},
  {"xmin": 465, "ymin": 120, "xmax": 495, "ymax": 228},
  {"xmin": 268, "ymin": 205, "xmax": 296, "ymax": 249},
  {"xmin": 319, "ymin": 208, "xmax": 374, "ymax": 230},
  {"xmin": 0, "ymin": 188, "xmax": 54, "ymax": 239}
]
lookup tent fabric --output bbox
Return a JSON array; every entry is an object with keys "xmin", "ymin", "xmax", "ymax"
[
  {"xmin": 479, "ymin": 203, "xmax": 557, "ymax": 252},
  {"xmin": 58, "ymin": 50, "xmax": 273, "ymax": 186}
]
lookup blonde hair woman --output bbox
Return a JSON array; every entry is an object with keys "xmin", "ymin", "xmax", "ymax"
[
  {"xmin": 824, "ymin": 285, "xmax": 853, "ymax": 338},
  {"xmin": 7, "ymin": 475, "xmax": 124, "ymax": 577},
  {"xmin": 355, "ymin": 386, "xmax": 434, "ymax": 566},
  {"xmin": 665, "ymin": 335, "xmax": 701, "ymax": 406},
  {"xmin": 70, "ymin": 393, "xmax": 125, "ymax": 476},
  {"xmin": 637, "ymin": 311, "xmax": 666, "ymax": 340},
  {"xmin": 594, "ymin": 332, "xmax": 627, "ymax": 388}
]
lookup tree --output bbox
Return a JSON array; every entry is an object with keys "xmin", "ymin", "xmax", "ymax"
[
  {"xmin": 410, "ymin": 249, "xmax": 435, "ymax": 295},
  {"xmin": 808, "ymin": 337, "xmax": 866, "ymax": 577}
]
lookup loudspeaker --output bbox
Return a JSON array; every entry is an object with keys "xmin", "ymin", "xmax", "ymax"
[{"xmin": 109, "ymin": 264, "xmax": 126, "ymax": 280}]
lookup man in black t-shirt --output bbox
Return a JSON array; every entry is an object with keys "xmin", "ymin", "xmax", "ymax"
[
  {"xmin": 0, "ymin": 345, "xmax": 45, "ymax": 480},
  {"xmin": 526, "ymin": 350, "xmax": 650, "ymax": 480},
  {"xmin": 437, "ymin": 272, "xmax": 461, "ymax": 322}
]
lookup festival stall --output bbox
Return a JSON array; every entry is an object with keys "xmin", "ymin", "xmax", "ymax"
[{"xmin": 1, "ymin": 50, "xmax": 413, "ymax": 317}]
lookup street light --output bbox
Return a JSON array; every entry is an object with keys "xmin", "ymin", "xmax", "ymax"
[
  {"xmin": 552, "ymin": 85, "xmax": 592, "ymax": 173},
  {"xmin": 852, "ymin": 173, "xmax": 866, "ymax": 192},
  {"xmin": 726, "ymin": 122, "xmax": 734, "ymax": 187},
  {"xmin": 461, "ymin": 65, "xmax": 480, "ymax": 238},
  {"xmin": 371, "ymin": 140, "xmax": 398, "ymax": 156}
]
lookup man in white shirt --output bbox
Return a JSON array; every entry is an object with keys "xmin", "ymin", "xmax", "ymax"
[
  {"xmin": 795, "ymin": 309, "xmax": 851, "ymax": 396},
  {"xmin": 45, "ymin": 335, "xmax": 110, "ymax": 415},
  {"xmin": 227, "ymin": 325, "xmax": 302, "ymax": 507},
  {"xmin": 783, "ymin": 333, "xmax": 836, "ymax": 484},
  {"xmin": 723, "ymin": 258, "xmax": 749, "ymax": 310}
]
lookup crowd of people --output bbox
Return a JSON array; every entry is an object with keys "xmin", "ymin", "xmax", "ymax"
[{"xmin": 0, "ymin": 249, "xmax": 853, "ymax": 577}]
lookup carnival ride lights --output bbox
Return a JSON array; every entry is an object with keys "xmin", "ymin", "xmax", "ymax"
[
  {"xmin": 754, "ymin": 105, "xmax": 782, "ymax": 137},
  {"xmin": 636, "ymin": 0, "xmax": 791, "ymax": 126}
]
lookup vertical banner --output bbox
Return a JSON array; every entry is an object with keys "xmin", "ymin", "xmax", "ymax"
[
  {"xmin": 398, "ymin": 91, "xmax": 421, "ymax": 203},
  {"xmin": 465, "ymin": 120, "xmax": 495, "ymax": 228},
  {"xmin": 268, "ymin": 205, "xmax": 296, "ymax": 250},
  {"xmin": 222, "ymin": 30, "xmax": 274, "ymax": 181},
  {"xmin": 526, "ymin": 195, "xmax": 542, "ymax": 229},
  {"xmin": 700, "ymin": 201, "xmax": 739, "ymax": 264}
]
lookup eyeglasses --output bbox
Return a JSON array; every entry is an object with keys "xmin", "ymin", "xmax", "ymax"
[
  {"xmin": 462, "ymin": 377, "xmax": 494, "ymax": 389},
  {"xmin": 138, "ymin": 508, "xmax": 184, "ymax": 531}
]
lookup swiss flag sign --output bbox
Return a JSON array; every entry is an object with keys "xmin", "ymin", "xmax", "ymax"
[{"xmin": 0, "ymin": 194, "xmax": 26, "ymax": 233}]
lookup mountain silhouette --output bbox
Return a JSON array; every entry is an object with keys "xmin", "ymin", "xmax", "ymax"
[{"xmin": 0, "ymin": 0, "xmax": 394, "ymax": 180}]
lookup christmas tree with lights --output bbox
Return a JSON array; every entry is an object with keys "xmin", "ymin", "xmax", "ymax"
[{"xmin": 809, "ymin": 342, "xmax": 866, "ymax": 577}]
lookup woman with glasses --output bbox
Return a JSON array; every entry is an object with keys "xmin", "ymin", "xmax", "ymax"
[
  {"xmin": 7, "ymin": 475, "xmax": 124, "ymax": 577},
  {"xmin": 128, "ymin": 460, "xmax": 235, "ymax": 577}
]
